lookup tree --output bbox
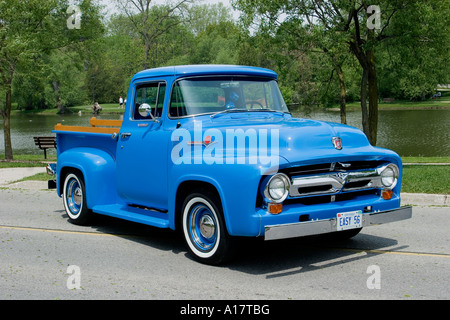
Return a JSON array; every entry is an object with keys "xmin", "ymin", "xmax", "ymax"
[
  {"xmin": 233, "ymin": 0, "xmax": 382, "ymax": 143},
  {"xmin": 276, "ymin": 16, "xmax": 350, "ymax": 123},
  {"xmin": 0, "ymin": 0, "xmax": 104, "ymax": 159},
  {"xmin": 376, "ymin": 1, "xmax": 449, "ymax": 100},
  {"xmin": 233, "ymin": 0, "xmax": 449, "ymax": 145},
  {"xmin": 0, "ymin": 0, "xmax": 61, "ymax": 159},
  {"xmin": 114, "ymin": 0, "xmax": 194, "ymax": 69},
  {"xmin": 186, "ymin": 2, "xmax": 233, "ymax": 36}
]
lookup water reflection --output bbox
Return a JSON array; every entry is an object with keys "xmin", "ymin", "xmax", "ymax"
[
  {"xmin": 0, "ymin": 109, "xmax": 449, "ymax": 157},
  {"xmin": 0, "ymin": 113, "xmax": 123, "ymax": 156}
]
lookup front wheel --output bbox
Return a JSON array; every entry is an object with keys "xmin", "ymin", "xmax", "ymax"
[
  {"xmin": 182, "ymin": 192, "xmax": 235, "ymax": 265},
  {"xmin": 63, "ymin": 172, "xmax": 92, "ymax": 225}
]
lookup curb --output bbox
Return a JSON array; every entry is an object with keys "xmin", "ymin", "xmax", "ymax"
[{"xmin": 401, "ymin": 193, "xmax": 449, "ymax": 206}]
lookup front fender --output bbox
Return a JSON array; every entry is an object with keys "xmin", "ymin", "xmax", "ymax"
[
  {"xmin": 57, "ymin": 147, "xmax": 117, "ymax": 209},
  {"xmin": 168, "ymin": 161, "xmax": 267, "ymax": 237}
]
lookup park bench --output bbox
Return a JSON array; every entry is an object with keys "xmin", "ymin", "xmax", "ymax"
[
  {"xmin": 33, "ymin": 136, "xmax": 56, "ymax": 159},
  {"xmin": 383, "ymin": 98, "xmax": 395, "ymax": 103}
]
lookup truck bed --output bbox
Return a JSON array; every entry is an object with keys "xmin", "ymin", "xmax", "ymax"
[{"xmin": 53, "ymin": 116, "xmax": 121, "ymax": 162}]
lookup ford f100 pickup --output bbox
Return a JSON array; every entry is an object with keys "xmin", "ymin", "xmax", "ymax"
[{"xmin": 50, "ymin": 65, "xmax": 412, "ymax": 264}]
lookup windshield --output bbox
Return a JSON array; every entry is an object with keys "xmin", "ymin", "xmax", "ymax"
[{"xmin": 169, "ymin": 77, "xmax": 289, "ymax": 117}]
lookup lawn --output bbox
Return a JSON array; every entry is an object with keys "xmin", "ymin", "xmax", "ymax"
[
  {"xmin": 402, "ymin": 156, "xmax": 450, "ymax": 164},
  {"xmin": 402, "ymin": 165, "xmax": 449, "ymax": 194},
  {"xmin": 11, "ymin": 103, "xmax": 122, "ymax": 115},
  {"xmin": 330, "ymin": 90, "xmax": 450, "ymax": 111},
  {"xmin": 0, "ymin": 154, "xmax": 56, "ymax": 168}
]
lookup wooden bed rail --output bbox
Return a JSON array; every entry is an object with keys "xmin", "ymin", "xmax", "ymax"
[{"xmin": 54, "ymin": 117, "xmax": 123, "ymax": 134}]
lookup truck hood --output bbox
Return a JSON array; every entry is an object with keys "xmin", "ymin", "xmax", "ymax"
[{"xmin": 177, "ymin": 112, "xmax": 397, "ymax": 168}]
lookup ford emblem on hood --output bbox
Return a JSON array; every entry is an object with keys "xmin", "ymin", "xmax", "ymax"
[{"xmin": 332, "ymin": 136, "xmax": 343, "ymax": 150}]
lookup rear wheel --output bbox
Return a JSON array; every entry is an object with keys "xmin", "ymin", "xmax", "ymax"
[
  {"xmin": 63, "ymin": 172, "xmax": 92, "ymax": 225},
  {"xmin": 182, "ymin": 191, "xmax": 235, "ymax": 265}
]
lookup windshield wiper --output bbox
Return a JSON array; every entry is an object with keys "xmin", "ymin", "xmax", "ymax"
[
  {"xmin": 210, "ymin": 108, "xmax": 288, "ymax": 119},
  {"xmin": 210, "ymin": 108, "xmax": 248, "ymax": 119},
  {"xmin": 252, "ymin": 108, "xmax": 291, "ymax": 115}
]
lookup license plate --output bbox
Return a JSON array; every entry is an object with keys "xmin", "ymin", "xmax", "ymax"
[{"xmin": 337, "ymin": 210, "xmax": 362, "ymax": 231}]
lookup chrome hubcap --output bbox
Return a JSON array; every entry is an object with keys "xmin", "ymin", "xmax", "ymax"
[
  {"xmin": 199, "ymin": 215, "xmax": 215, "ymax": 239},
  {"xmin": 67, "ymin": 179, "xmax": 82, "ymax": 214},
  {"xmin": 189, "ymin": 204, "xmax": 217, "ymax": 251}
]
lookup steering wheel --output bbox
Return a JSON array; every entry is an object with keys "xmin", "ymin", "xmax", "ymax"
[{"xmin": 246, "ymin": 101, "xmax": 264, "ymax": 109}]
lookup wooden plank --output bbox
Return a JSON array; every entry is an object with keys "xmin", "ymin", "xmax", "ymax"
[
  {"xmin": 89, "ymin": 117, "xmax": 123, "ymax": 127},
  {"xmin": 54, "ymin": 123, "xmax": 120, "ymax": 134}
]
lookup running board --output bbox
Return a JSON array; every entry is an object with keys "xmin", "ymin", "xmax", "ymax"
[{"xmin": 92, "ymin": 204, "xmax": 169, "ymax": 228}]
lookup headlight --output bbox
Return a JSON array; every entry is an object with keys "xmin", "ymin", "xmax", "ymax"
[
  {"xmin": 380, "ymin": 164, "xmax": 399, "ymax": 190},
  {"xmin": 264, "ymin": 173, "xmax": 290, "ymax": 203}
]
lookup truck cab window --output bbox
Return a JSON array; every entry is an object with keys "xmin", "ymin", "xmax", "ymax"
[{"xmin": 134, "ymin": 82, "xmax": 166, "ymax": 120}]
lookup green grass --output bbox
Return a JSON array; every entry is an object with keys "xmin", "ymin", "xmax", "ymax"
[
  {"xmin": 332, "ymin": 95, "xmax": 450, "ymax": 111},
  {"xmin": 0, "ymin": 162, "xmax": 47, "ymax": 168},
  {"xmin": 11, "ymin": 103, "xmax": 123, "ymax": 115},
  {"xmin": 68, "ymin": 103, "xmax": 123, "ymax": 114},
  {"xmin": 402, "ymin": 165, "xmax": 449, "ymax": 194},
  {"xmin": 402, "ymin": 156, "xmax": 450, "ymax": 164},
  {"xmin": 0, "ymin": 154, "xmax": 54, "ymax": 168},
  {"xmin": 13, "ymin": 172, "xmax": 49, "ymax": 183}
]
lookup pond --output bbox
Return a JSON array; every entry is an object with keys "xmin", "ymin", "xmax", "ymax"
[{"xmin": 0, "ymin": 109, "xmax": 449, "ymax": 157}]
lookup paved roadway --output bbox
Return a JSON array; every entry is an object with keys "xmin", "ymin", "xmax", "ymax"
[{"xmin": 0, "ymin": 187, "xmax": 449, "ymax": 301}]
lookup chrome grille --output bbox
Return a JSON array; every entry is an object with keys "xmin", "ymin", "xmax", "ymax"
[{"xmin": 286, "ymin": 162, "xmax": 389, "ymax": 198}]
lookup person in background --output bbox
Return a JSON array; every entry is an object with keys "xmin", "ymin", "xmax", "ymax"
[
  {"xmin": 119, "ymin": 96, "xmax": 124, "ymax": 108},
  {"xmin": 92, "ymin": 102, "xmax": 102, "ymax": 114}
]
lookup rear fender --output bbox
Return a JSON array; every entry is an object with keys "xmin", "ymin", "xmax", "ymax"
[{"xmin": 57, "ymin": 148, "xmax": 117, "ymax": 209}]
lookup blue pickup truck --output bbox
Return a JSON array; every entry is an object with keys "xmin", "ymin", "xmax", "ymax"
[{"xmin": 50, "ymin": 65, "xmax": 412, "ymax": 264}]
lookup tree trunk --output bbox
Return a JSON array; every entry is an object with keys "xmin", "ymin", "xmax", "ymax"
[
  {"xmin": 144, "ymin": 36, "xmax": 151, "ymax": 70},
  {"xmin": 357, "ymin": 55, "xmax": 378, "ymax": 146},
  {"xmin": 3, "ymin": 82, "xmax": 13, "ymax": 160},
  {"xmin": 336, "ymin": 64, "xmax": 347, "ymax": 124},
  {"xmin": 360, "ymin": 68, "xmax": 369, "ymax": 140},
  {"xmin": 348, "ymin": 8, "xmax": 379, "ymax": 146},
  {"xmin": 367, "ymin": 49, "xmax": 378, "ymax": 146},
  {"xmin": 52, "ymin": 81, "xmax": 66, "ymax": 114}
]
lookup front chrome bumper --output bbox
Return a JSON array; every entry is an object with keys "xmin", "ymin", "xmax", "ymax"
[{"xmin": 264, "ymin": 206, "xmax": 412, "ymax": 241}]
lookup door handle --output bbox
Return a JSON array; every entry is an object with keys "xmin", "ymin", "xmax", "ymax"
[{"xmin": 121, "ymin": 132, "xmax": 132, "ymax": 139}]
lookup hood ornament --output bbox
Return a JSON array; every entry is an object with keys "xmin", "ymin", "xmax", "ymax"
[{"xmin": 332, "ymin": 137, "xmax": 342, "ymax": 150}]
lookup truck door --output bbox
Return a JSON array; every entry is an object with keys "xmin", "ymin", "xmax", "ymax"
[{"xmin": 116, "ymin": 80, "xmax": 169, "ymax": 211}]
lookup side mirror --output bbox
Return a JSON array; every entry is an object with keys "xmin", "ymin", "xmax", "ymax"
[
  {"xmin": 137, "ymin": 103, "xmax": 159, "ymax": 122},
  {"xmin": 138, "ymin": 103, "xmax": 154, "ymax": 119}
]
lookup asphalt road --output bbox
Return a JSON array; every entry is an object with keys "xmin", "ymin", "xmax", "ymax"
[{"xmin": 0, "ymin": 188, "xmax": 449, "ymax": 301}]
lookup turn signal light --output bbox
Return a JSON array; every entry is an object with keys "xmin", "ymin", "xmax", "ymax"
[
  {"xmin": 268, "ymin": 202, "xmax": 283, "ymax": 214},
  {"xmin": 381, "ymin": 189, "xmax": 393, "ymax": 200}
]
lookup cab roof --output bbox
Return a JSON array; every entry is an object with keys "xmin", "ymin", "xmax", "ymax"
[{"xmin": 132, "ymin": 65, "xmax": 278, "ymax": 81}]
